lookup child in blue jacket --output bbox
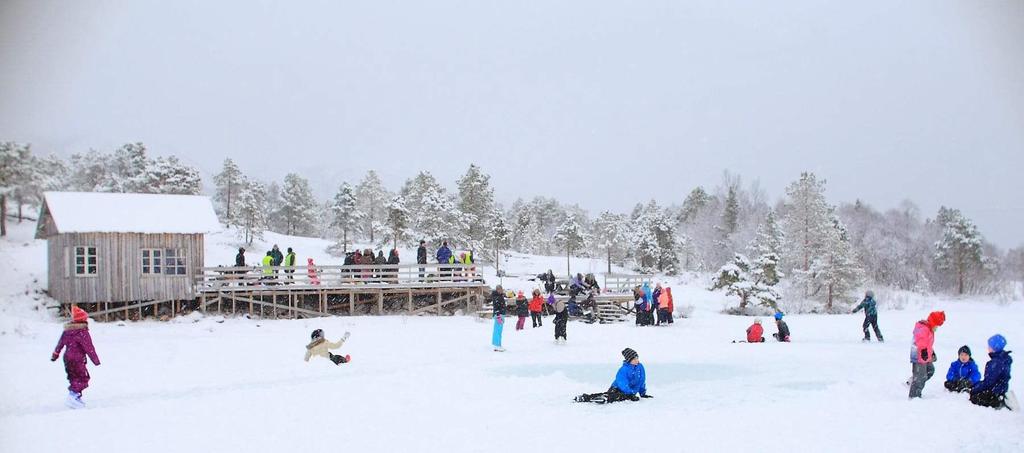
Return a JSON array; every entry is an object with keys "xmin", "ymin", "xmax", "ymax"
[
  {"xmin": 970, "ymin": 334, "xmax": 1014, "ymax": 409},
  {"xmin": 574, "ymin": 348, "xmax": 652, "ymax": 404},
  {"xmin": 944, "ymin": 345, "xmax": 981, "ymax": 393}
]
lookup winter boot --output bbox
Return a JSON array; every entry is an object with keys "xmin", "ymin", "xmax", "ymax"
[
  {"xmin": 65, "ymin": 391, "xmax": 84, "ymax": 409},
  {"xmin": 493, "ymin": 347, "xmax": 506, "ymax": 352},
  {"xmin": 1005, "ymin": 391, "xmax": 1020, "ymax": 411},
  {"xmin": 329, "ymin": 353, "xmax": 350, "ymax": 365}
]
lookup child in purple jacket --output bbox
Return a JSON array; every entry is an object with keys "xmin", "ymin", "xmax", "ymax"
[{"xmin": 51, "ymin": 306, "xmax": 101, "ymax": 409}]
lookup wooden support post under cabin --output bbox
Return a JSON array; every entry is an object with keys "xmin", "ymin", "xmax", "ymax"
[
  {"xmin": 436, "ymin": 289, "xmax": 442, "ymax": 315},
  {"xmin": 377, "ymin": 291, "xmax": 384, "ymax": 315},
  {"xmin": 407, "ymin": 290, "xmax": 413, "ymax": 313}
]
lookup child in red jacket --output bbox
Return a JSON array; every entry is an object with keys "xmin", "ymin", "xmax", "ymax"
[
  {"xmin": 51, "ymin": 306, "xmax": 101, "ymax": 409},
  {"xmin": 746, "ymin": 318, "xmax": 765, "ymax": 343}
]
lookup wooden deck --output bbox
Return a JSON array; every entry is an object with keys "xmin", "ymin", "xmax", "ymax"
[{"xmin": 194, "ymin": 263, "xmax": 488, "ymax": 318}]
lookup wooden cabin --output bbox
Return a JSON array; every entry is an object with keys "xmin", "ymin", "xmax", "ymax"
[{"xmin": 35, "ymin": 192, "xmax": 221, "ymax": 306}]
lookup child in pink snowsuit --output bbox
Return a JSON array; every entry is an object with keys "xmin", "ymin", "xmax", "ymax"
[
  {"xmin": 51, "ymin": 306, "xmax": 101, "ymax": 408},
  {"xmin": 307, "ymin": 258, "xmax": 321, "ymax": 285}
]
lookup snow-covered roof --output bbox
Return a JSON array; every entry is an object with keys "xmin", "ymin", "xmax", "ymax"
[{"xmin": 41, "ymin": 192, "xmax": 221, "ymax": 235}]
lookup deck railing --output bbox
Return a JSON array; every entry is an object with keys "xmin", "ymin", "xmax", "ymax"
[{"xmin": 196, "ymin": 263, "xmax": 486, "ymax": 292}]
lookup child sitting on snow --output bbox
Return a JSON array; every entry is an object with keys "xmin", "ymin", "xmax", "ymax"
[
  {"xmin": 304, "ymin": 329, "xmax": 351, "ymax": 365},
  {"xmin": 746, "ymin": 318, "xmax": 765, "ymax": 343},
  {"xmin": 970, "ymin": 334, "xmax": 1014, "ymax": 409},
  {"xmin": 51, "ymin": 306, "xmax": 101, "ymax": 409},
  {"xmin": 574, "ymin": 348, "xmax": 652, "ymax": 404},
  {"xmin": 944, "ymin": 345, "xmax": 981, "ymax": 393},
  {"xmin": 772, "ymin": 312, "xmax": 790, "ymax": 342}
]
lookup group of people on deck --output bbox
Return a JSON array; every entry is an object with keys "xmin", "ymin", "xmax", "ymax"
[{"xmin": 228, "ymin": 240, "xmax": 478, "ymax": 285}]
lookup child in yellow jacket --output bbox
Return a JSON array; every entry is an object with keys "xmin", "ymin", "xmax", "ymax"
[{"xmin": 305, "ymin": 329, "xmax": 351, "ymax": 365}]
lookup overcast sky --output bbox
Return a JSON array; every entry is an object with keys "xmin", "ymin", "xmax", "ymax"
[{"xmin": 1, "ymin": 1, "xmax": 1022, "ymax": 248}]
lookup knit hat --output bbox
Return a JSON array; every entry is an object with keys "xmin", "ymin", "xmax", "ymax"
[
  {"xmin": 988, "ymin": 334, "xmax": 1007, "ymax": 352},
  {"xmin": 774, "ymin": 312, "xmax": 784, "ymax": 321},
  {"xmin": 71, "ymin": 306, "xmax": 88, "ymax": 323},
  {"xmin": 958, "ymin": 345, "xmax": 972, "ymax": 357},
  {"xmin": 754, "ymin": 318, "xmax": 762, "ymax": 324},
  {"xmin": 311, "ymin": 329, "xmax": 324, "ymax": 341},
  {"xmin": 517, "ymin": 290, "xmax": 525, "ymax": 298},
  {"xmin": 865, "ymin": 290, "xmax": 874, "ymax": 298},
  {"xmin": 927, "ymin": 311, "xmax": 946, "ymax": 327},
  {"xmin": 622, "ymin": 348, "xmax": 638, "ymax": 363}
]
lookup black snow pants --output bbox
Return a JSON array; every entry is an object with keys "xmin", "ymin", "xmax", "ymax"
[{"xmin": 862, "ymin": 315, "xmax": 883, "ymax": 341}]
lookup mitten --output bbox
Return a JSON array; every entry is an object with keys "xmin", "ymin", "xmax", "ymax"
[
  {"xmin": 51, "ymin": 352, "xmax": 59, "ymax": 362},
  {"xmin": 920, "ymin": 349, "xmax": 928, "ymax": 361}
]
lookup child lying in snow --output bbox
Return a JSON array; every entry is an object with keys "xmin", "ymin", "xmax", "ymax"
[
  {"xmin": 574, "ymin": 348, "xmax": 652, "ymax": 404},
  {"xmin": 304, "ymin": 329, "xmax": 350, "ymax": 365}
]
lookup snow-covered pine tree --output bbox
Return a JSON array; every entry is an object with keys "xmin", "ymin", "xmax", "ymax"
[
  {"xmin": 934, "ymin": 207, "xmax": 984, "ymax": 295},
  {"xmin": 278, "ymin": 173, "xmax": 319, "ymax": 236},
  {"xmin": 330, "ymin": 182, "xmax": 361, "ymax": 253},
  {"xmin": 383, "ymin": 195, "xmax": 410, "ymax": 250},
  {"xmin": 552, "ymin": 214, "xmax": 587, "ymax": 276},
  {"xmin": 721, "ymin": 185, "xmax": 740, "ymax": 236},
  {"xmin": 236, "ymin": 179, "xmax": 269, "ymax": 246},
  {"xmin": 213, "ymin": 158, "xmax": 245, "ymax": 225},
  {"xmin": 807, "ymin": 215, "xmax": 863, "ymax": 311},
  {"xmin": 103, "ymin": 142, "xmax": 151, "ymax": 193},
  {"xmin": 749, "ymin": 211, "xmax": 784, "ymax": 262},
  {"xmin": 0, "ymin": 142, "xmax": 33, "ymax": 236},
  {"xmin": 67, "ymin": 150, "xmax": 110, "ymax": 192},
  {"xmin": 679, "ymin": 186, "xmax": 712, "ymax": 224},
  {"xmin": 264, "ymin": 181, "xmax": 286, "ymax": 233},
  {"xmin": 781, "ymin": 172, "xmax": 833, "ymax": 294},
  {"xmin": 399, "ymin": 171, "xmax": 445, "ymax": 226},
  {"xmin": 416, "ymin": 186, "xmax": 452, "ymax": 245},
  {"xmin": 143, "ymin": 156, "xmax": 202, "ymax": 195},
  {"xmin": 456, "ymin": 164, "xmax": 495, "ymax": 252},
  {"xmin": 593, "ymin": 211, "xmax": 628, "ymax": 273},
  {"xmin": 710, "ymin": 253, "xmax": 780, "ymax": 311},
  {"xmin": 355, "ymin": 170, "xmax": 390, "ymax": 243},
  {"xmin": 487, "ymin": 208, "xmax": 512, "ymax": 274}
]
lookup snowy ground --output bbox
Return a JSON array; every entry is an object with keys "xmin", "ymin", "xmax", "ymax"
[{"xmin": 2, "ymin": 222, "xmax": 1023, "ymax": 452}]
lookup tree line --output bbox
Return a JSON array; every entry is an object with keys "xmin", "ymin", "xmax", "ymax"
[{"xmin": 2, "ymin": 141, "xmax": 1021, "ymax": 310}]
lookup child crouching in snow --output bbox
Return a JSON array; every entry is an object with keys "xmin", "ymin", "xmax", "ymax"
[
  {"xmin": 944, "ymin": 345, "xmax": 981, "ymax": 393},
  {"xmin": 51, "ymin": 306, "xmax": 101, "ymax": 409},
  {"xmin": 970, "ymin": 334, "xmax": 1014, "ymax": 409},
  {"xmin": 772, "ymin": 312, "xmax": 790, "ymax": 342},
  {"xmin": 575, "ymin": 348, "xmax": 651, "ymax": 404},
  {"xmin": 304, "ymin": 329, "xmax": 350, "ymax": 365}
]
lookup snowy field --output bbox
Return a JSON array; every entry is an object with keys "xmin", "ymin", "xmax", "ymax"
[{"xmin": 2, "ymin": 223, "xmax": 1023, "ymax": 452}]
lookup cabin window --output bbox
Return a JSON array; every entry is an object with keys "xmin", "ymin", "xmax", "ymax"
[
  {"xmin": 74, "ymin": 246, "xmax": 98, "ymax": 276},
  {"xmin": 141, "ymin": 249, "xmax": 163, "ymax": 274},
  {"xmin": 142, "ymin": 248, "xmax": 187, "ymax": 275},
  {"xmin": 164, "ymin": 249, "xmax": 187, "ymax": 275}
]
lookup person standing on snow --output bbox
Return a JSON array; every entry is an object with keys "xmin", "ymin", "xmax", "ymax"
[
  {"xmin": 514, "ymin": 291, "xmax": 529, "ymax": 331},
  {"xmin": 553, "ymin": 296, "xmax": 568, "ymax": 344},
  {"xmin": 970, "ymin": 334, "xmax": 1014, "ymax": 409},
  {"xmin": 909, "ymin": 311, "xmax": 945, "ymax": 399},
  {"xmin": 51, "ymin": 306, "xmax": 100, "ymax": 409},
  {"xmin": 529, "ymin": 289, "xmax": 544, "ymax": 328},
  {"xmin": 652, "ymin": 283, "xmax": 663, "ymax": 325},
  {"xmin": 491, "ymin": 285, "xmax": 507, "ymax": 351},
  {"xmin": 852, "ymin": 290, "xmax": 884, "ymax": 342},
  {"xmin": 574, "ymin": 348, "xmax": 651, "ymax": 404}
]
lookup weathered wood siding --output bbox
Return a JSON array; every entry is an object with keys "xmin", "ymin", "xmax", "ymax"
[{"xmin": 47, "ymin": 232, "xmax": 204, "ymax": 303}]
